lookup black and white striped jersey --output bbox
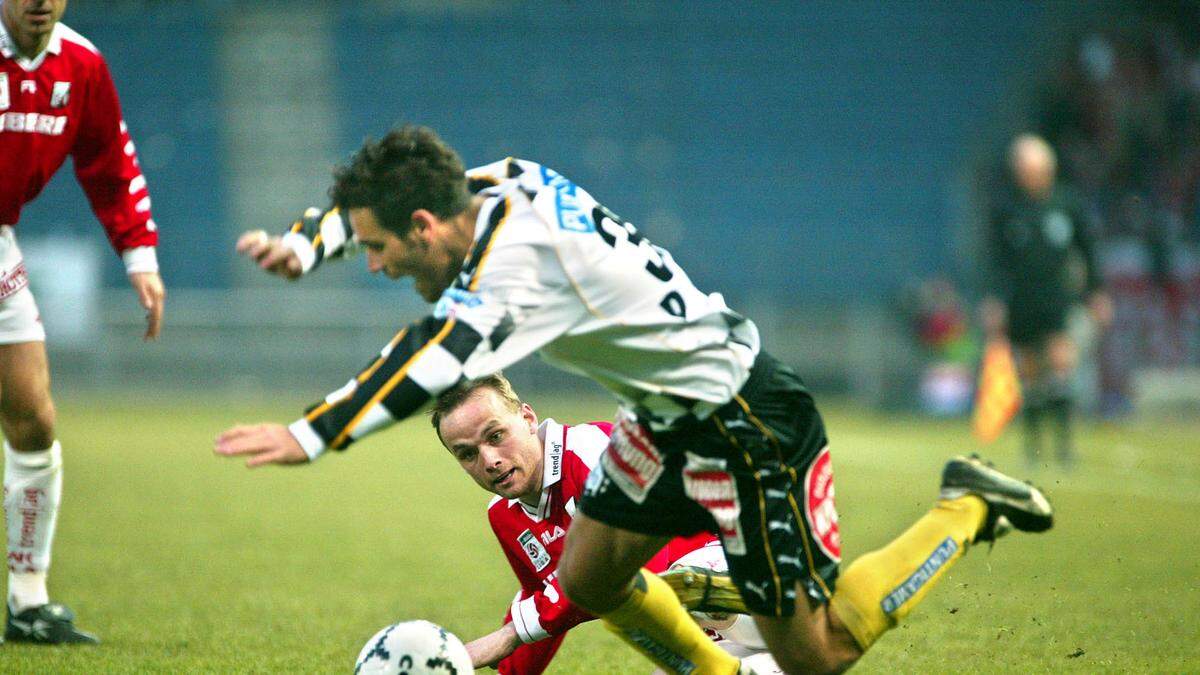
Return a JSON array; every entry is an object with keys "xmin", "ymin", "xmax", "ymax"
[{"xmin": 282, "ymin": 158, "xmax": 761, "ymax": 458}]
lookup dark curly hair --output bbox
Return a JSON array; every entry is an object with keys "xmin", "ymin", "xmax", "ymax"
[{"xmin": 329, "ymin": 125, "xmax": 471, "ymax": 236}]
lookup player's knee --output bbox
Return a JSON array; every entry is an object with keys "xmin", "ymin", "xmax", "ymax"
[{"xmin": 1, "ymin": 397, "xmax": 56, "ymax": 451}]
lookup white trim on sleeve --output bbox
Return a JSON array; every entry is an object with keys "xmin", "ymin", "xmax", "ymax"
[
  {"xmin": 281, "ymin": 231, "xmax": 317, "ymax": 273},
  {"xmin": 510, "ymin": 595, "xmax": 550, "ymax": 644},
  {"xmin": 122, "ymin": 246, "xmax": 159, "ymax": 274},
  {"xmin": 287, "ymin": 418, "xmax": 327, "ymax": 461}
]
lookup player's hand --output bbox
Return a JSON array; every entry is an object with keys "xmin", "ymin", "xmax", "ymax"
[
  {"xmin": 128, "ymin": 271, "xmax": 165, "ymax": 340},
  {"xmin": 214, "ymin": 423, "xmax": 310, "ymax": 468},
  {"xmin": 236, "ymin": 229, "xmax": 303, "ymax": 279}
]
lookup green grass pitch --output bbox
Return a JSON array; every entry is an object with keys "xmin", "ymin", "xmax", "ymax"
[{"xmin": 2, "ymin": 391, "xmax": 1197, "ymax": 672}]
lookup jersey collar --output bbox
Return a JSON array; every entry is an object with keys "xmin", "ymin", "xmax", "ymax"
[
  {"xmin": 0, "ymin": 22, "xmax": 64, "ymax": 70},
  {"xmin": 511, "ymin": 418, "xmax": 565, "ymax": 520}
]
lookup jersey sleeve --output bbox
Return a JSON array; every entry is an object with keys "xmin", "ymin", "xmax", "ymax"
[
  {"xmin": 286, "ymin": 313, "xmax": 482, "ymax": 458},
  {"xmin": 507, "ymin": 573, "xmax": 593, "ymax": 645},
  {"xmin": 287, "ymin": 194, "xmax": 582, "ymax": 459},
  {"xmin": 278, "ymin": 207, "xmax": 358, "ymax": 275},
  {"xmin": 490, "ymin": 508, "xmax": 592, "ymax": 648},
  {"xmin": 71, "ymin": 56, "xmax": 158, "ymax": 271}
]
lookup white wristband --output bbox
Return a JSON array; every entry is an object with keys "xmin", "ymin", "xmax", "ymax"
[
  {"xmin": 281, "ymin": 232, "xmax": 316, "ymax": 274},
  {"xmin": 287, "ymin": 418, "xmax": 327, "ymax": 461},
  {"xmin": 122, "ymin": 246, "xmax": 159, "ymax": 274}
]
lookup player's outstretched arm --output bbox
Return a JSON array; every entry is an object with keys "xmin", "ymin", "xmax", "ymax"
[
  {"xmin": 128, "ymin": 271, "xmax": 165, "ymax": 340},
  {"xmin": 214, "ymin": 423, "xmax": 309, "ymax": 468},
  {"xmin": 464, "ymin": 623, "xmax": 522, "ymax": 669},
  {"xmin": 236, "ymin": 230, "xmax": 303, "ymax": 279},
  {"xmin": 236, "ymin": 207, "xmax": 357, "ymax": 279}
]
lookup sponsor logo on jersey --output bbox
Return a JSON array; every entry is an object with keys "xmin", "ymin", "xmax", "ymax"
[
  {"xmin": 20, "ymin": 80, "xmax": 35, "ymax": 94},
  {"xmin": 539, "ymin": 165, "xmax": 595, "ymax": 233},
  {"xmin": 0, "ymin": 112, "xmax": 68, "ymax": 136},
  {"xmin": 804, "ymin": 446, "xmax": 841, "ymax": 561},
  {"xmin": 682, "ymin": 453, "xmax": 746, "ymax": 556},
  {"xmin": 433, "ymin": 287, "xmax": 482, "ymax": 319},
  {"xmin": 547, "ymin": 433, "xmax": 563, "ymax": 481},
  {"xmin": 517, "ymin": 529, "xmax": 552, "ymax": 571},
  {"xmin": 881, "ymin": 537, "xmax": 958, "ymax": 614},
  {"xmin": 50, "ymin": 81, "xmax": 70, "ymax": 108},
  {"xmin": 0, "ymin": 73, "xmax": 9, "ymax": 110},
  {"xmin": 539, "ymin": 525, "xmax": 566, "ymax": 545},
  {"xmin": 601, "ymin": 414, "xmax": 664, "ymax": 504}
]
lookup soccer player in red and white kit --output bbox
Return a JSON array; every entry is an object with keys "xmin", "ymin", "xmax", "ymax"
[
  {"xmin": 1, "ymin": 0, "xmax": 165, "ymax": 644},
  {"xmin": 431, "ymin": 373, "xmax": 779, "ymax": 674}
]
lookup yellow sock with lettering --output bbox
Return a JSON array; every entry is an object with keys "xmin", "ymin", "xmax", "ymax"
[
  {"xmin": 601, "ymin": 569, "xmax": 741, "ymax": 675},
  {"xmin": 830, "ymin": 495, "xmax": 986, "ymax": 649}
]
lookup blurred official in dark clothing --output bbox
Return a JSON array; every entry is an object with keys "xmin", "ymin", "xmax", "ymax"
[{"xmin": 981, "ymin": 134, "xmax": 1113, "ymax": 467}]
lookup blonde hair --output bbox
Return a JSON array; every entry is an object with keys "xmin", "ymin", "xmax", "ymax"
[{"xmin": 430, "ymin": 372, "xmax": 521, "ymax": 444}]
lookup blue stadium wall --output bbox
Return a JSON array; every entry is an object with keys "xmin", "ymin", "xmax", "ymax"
[{"xmin": 19, "ymin": 1, "xmax": 1048, "ymax": 301}]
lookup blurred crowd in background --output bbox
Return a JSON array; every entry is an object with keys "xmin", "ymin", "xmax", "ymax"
[
  {"xmin": 12, "ymin": 1, "xmax": 1199, "ymax": 421},
  {"xmin": 907, "ymin": 2, "xmax": 1200, "ymax": 419}
]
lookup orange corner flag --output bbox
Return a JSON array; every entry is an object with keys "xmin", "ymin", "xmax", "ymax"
[{"xmin": 972, "ymin": 339, "xmax": 1023, "ymax": 443}]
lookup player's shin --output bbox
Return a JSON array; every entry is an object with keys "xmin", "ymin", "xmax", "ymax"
[
  {"xmin": 3, "ymin": 441, "xmax": 62, "ymax": 612},
  {"xmin": 601, "ymin": 569, "xmax": 742, "ymax": 675},
  {"xmin": 828, "ymin": 495, "xmax": 985, "ymax": 650}
]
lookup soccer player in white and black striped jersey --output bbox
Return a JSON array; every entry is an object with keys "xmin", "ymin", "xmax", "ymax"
[{"xmin": 217, "ymin": 125, "xmax": 1055, "ymax": 674}]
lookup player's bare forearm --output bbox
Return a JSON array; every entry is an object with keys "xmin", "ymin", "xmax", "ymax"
[
  {"xmin": 128, "ymin": 271, "xmax": 165, "ymax": 340},
  {"xmin": 213, "ymin": 423, "xmax": 309, "ymax": 468},
  {"xmin": 464, "ymin": 622, "xmax": 521, "ymax": 669},
  {"xmin": 235, "ymin": 229, "xmax": 303, "ymax": 280}
]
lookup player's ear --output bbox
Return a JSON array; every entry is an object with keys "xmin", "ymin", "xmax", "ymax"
[
  {"xmin": 520, "ymin": 403, "xmax": 538, "ymax": 432},
  {"xmin": 410, "ymin": 209, "xmax": 436, "ymax": 239}
]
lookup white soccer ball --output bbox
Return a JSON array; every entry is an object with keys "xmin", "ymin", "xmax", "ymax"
[{"xmin": 354, "ymin": 620, "xmax": 474, "ymax": 674}]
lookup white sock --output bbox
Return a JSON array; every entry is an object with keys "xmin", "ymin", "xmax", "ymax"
[{"xmin": 4, "ymin": 440, "xmax": 62, "ymax": 612}]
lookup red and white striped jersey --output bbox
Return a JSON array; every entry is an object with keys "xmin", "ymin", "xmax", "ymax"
[
  {"xmin": 284, "ymin": 158, "xmax": 761, "ymax": 458},
  {"xmin": 0, "ymin": 21, "xmax": 157, "ymax": 271},
  {"xmin": 488, "ymin": 418, "xmax": 716, "ymax": 675}
]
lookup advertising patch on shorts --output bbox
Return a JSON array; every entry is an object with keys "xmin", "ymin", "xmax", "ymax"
[
  {"xmin": 804, "ymin": 447, "xmax": 841, "ymax": 562},
  {"xmin": 683, "ymin": 453, "xmax": 746, "ymax": 556},
  {"xmin": 0, "ymin": 263, "xmax": 29, "ymax": 301},
  {"xmin": 517, "ymin": 529, "xmax": 552, "ymax": 572},
  {"xmin": 601, "ymin": 414, "xmax": 664, "ymax": 505}
]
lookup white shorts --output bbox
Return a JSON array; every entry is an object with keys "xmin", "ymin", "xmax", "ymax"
[{"xmin": 0, "ymin": 226, "xmax": 46, "ymax": 344}]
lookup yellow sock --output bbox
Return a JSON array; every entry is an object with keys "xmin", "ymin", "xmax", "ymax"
[
  {"xmin": 830, "ymin": 495, "xmax": 986, "ymax": 649},
  {"xmin": 601, "ymin": 569, "xmax": 741, "ymax": 675}
]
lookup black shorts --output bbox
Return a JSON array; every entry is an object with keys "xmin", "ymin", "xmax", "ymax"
[{"xmin": 579, "ymin": 352, "xmax": 842, "ymax": 617}]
